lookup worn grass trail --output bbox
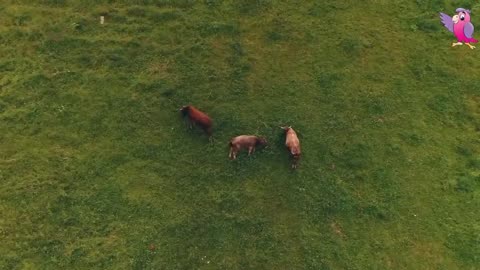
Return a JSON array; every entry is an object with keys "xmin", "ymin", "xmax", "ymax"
[{"xmin": 0, "ymin": 1, "xmax": 479, "ymax": 269}]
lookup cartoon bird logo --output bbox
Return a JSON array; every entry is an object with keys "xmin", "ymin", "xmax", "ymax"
[{"xmin": 440, "ymin": 8, "xmax": 478, "ymax": 49}]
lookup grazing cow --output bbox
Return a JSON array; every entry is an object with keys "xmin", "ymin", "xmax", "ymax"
[
  {"xmin": 229, "ymin": 135, "xmax": 267, "ymax": 160},
  {"xmin": 281, "ymin": 126, "xmax": 301, "ymax": 169},
  {"xmin": 180, "ymin": 105, "xmax": 212, "ymax": 137}
]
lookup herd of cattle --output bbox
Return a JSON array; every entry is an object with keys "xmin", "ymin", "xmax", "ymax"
[{"xmin": 180, "ymin": 105, "xmax": 302, "ymax": 169}]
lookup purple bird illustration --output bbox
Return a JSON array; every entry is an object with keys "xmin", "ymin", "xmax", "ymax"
[{"xmin": 440, "ymin": 8, "xmax": 478, "ymax": 49}]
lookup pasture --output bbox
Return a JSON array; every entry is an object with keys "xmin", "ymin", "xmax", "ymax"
[{"xmin": 0, "ymin": 0, "xmax": 479, "ymax": 269}]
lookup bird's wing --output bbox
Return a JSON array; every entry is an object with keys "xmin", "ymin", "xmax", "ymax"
[
  {"xmin": 464, "ymin": 22, "xmax": 475, "ymax": 38},
  {"xmin": 439, "ymin": 13, "xmax": 454, "ymax": 32}
]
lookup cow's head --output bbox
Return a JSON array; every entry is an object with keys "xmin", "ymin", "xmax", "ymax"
[
  {"xmin": 179, "ymin": 105, "xmax": 190, "ymax": 116},
  {"xmin": 256, "ymin": 137, "xmax": 268, "ymax": 147},
  {"xmin": 280, "ymin": 126, "xmax": 292, "ymax": 132}
]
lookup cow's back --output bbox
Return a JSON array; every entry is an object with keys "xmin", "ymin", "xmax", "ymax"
[
  {"xmin": 286, "ymin": 130, "xmax": 301, "ymax": 154},
  {"xmin": 189, "ymin": 107, "xmax": 212, "ymax": 127},
  {"xmin": 231, "ymin": 135, "xmax": 257, "ymax": 147}
]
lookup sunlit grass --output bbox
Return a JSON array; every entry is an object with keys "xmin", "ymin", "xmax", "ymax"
[{"xmin": 0, "ymin": 1, "xmax": 479, "ymax": 269}]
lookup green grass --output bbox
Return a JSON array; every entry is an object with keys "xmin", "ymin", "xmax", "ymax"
[{"xmin": 1, "ymin": 0, "xmax": 480, "ymax": 269}]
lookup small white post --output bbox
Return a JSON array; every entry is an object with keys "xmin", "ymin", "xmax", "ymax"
[{"xmin": 100, "ymin": 16, "xmax": 105, "ymax": 24}]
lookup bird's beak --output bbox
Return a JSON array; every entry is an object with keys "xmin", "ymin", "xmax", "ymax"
[{"xmin": 452, "ymin": 15, "xmax": 459, "ymax": 24}]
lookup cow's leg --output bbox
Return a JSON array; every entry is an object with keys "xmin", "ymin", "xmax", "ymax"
[
  {"xmin": 230, "ymin": 146, "xmax": 239, "ymax": 160},
  {"xmin": 248, "ymin": 146, "xmax": 254, "ymax": 155},
  {"xmin": 292, "ymin": 155, "xmax": 299, "ymax": 169},
  {"xmin": 229, "ymin": 146, "xmax": 233, "ymax": 159},
  {"xmin": 234, "ymin": 146, "xmax": 240, "ymax": 159},
  {"xmin": 183, "ymin": 117, "xmax": 190, "ymax": 129}
]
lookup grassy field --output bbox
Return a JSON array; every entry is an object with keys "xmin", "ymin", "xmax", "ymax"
[{"xmin": 1, "ymin": 0, "xmax": 480, "ymax": 269}]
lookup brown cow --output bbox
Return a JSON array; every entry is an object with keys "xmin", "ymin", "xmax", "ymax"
[
  {"xmin": 228, "ymin": 135, "xmax": 267, "ymax": 160},
  {"xmin": 281, "ymin": 126, "xmax": 301, "ymax": 169},
  {"xmin": 180, "ymin": 105, "xmax": 212, "ymax": 137}
]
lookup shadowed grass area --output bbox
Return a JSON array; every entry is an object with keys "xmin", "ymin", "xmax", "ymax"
[{"xmin": 1, "ymin": 1, "xmax": 480, "ymax": 269}]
